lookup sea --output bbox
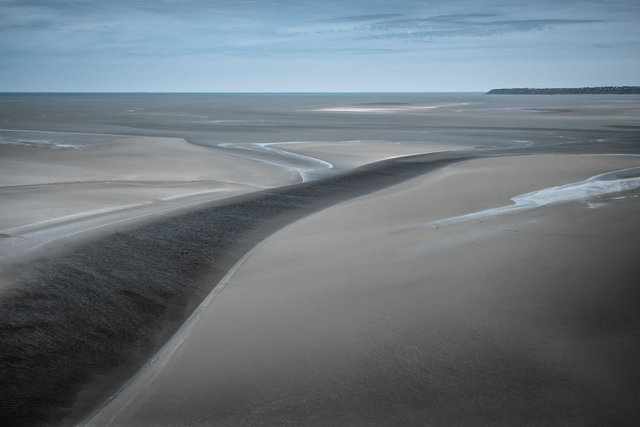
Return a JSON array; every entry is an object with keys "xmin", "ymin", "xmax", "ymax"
[{"xmin": 2, "ymin": 92, "xmax": 639, "ymax": 154}]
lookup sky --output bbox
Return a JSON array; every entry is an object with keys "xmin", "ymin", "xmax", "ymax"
[{"xmin": 1, "ymin": 0, "xmax": 639, "ymax": 92}]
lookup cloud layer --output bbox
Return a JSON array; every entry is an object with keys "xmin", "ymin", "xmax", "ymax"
[{"xmin": 0, "ymin": 0, "xmax": 638, "ymax": 91}]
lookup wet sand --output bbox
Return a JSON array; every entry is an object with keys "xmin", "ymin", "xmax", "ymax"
[
  {"xmin": 0, "ymin": 135, "xmax": 287, "ymax": 252},
  {"xmin": 86, "ymin": 155, "xmax": 640, "ymax": 426},
  {"xmin": 0, "ymin": 134, "xmax": 457, "ymax": 266},
  {"xmin": 2, "ymin": 93, "xmax": 640, "ymax": 426},
  {"xmin": 0, "ymin": 146, "xmax": 478, "ymax": 426}
]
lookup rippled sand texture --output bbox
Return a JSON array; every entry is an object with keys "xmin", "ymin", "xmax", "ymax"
[
  {"xmin": 0, "ymin": 133, "xmax": 456, "ymax": 265},
  {"xmin": 1, "ymin": 93, "xmax": 639, "ymax": 426},
  {"xmin": 88, "ymin": 155, "xmax": 640, "ymax": 426}
]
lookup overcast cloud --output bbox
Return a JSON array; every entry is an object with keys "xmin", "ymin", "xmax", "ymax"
[{"xmin": 0, "ymin": 0, "xmax": 638, "ymax": 91}]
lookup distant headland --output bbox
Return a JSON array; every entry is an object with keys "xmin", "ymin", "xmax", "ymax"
[{"xmin": 487, "ymin": 86, "xmax": 640, "ymax": 95}]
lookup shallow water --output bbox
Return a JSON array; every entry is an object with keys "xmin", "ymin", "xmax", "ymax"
[{"xmin": 2, "ymin": 93, "xmax": 639, "ymax": 146}]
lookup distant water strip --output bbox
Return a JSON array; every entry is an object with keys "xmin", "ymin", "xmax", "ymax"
[
  {"xmin": 0, "ymin": 128, "xmax": 129, "ymax": 150},
  {"xmin": 313, "ymin": 102, "xmax": 472, "ymax": 113},
  {"xmin": 423, "ymin": 166, "xmax": 640, "ymax": 229}
]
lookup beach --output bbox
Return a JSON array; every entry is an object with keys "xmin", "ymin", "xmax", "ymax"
[
  {"xmin": 1, "ymin": 93, "xmax": 639, "ymax": 425},
  {"xmin": 84, "ymin": 154, "xmax": 640, "ymax": 426}
]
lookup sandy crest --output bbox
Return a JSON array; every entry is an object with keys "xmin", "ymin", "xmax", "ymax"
[
  {"xmin": 86, "ymin": 154, "xmax": 640, "ymax": 426},
  {"xmin": 0, "ymin": 136, "xmax": 294, "ymax": 232},
  {"xmin": 0, "ymin": 136, "xmax": 299, "ymax": 266},
  {"xmin": 0, "ymin": 136, "xmax": 457, "ymax": 264}
]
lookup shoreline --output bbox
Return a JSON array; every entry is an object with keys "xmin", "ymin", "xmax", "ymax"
[{"xmin": 487, "ymin": 86, "xmax": 640, "ymax": 95}]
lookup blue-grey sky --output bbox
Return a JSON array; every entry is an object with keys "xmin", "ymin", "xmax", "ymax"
[{"xmin": 1, "ymin": 0, "xmax": 639, "ymax": 92}]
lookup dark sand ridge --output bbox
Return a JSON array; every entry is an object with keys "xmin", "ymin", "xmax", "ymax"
[
  {"xmin": 88, "ymin": 155, "xmax": 640, "ymax": 426},
  {"xmin": 1, "ymin": 93, "xmax": 639, "ymax": 425},
  {"xmin": 0, "ymin": 135, "xmax": 295, "ymax": 237},
  {"xmin": 1, "ymin": 149, "xmax": 481, "ymax": 426},
  {"xmin": 1, "ymin": 142, "xmax": 639, "ymax": 426},
  {"xmin": 0, "ymin": 134, "xmax": 445, "ymax": 253}
]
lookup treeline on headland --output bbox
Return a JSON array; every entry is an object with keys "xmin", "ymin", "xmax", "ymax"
[{"xmin": 487, "ymin": 86, "xmax": 640, "ymax": 95}]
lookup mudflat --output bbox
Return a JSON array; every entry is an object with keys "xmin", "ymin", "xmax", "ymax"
[
  {"xmin": 87, "ymin": 154, "xmax": 640, "ymax": 426},
  {"xmin": 1, "ymin": 93, "xmax": 639, "ymax": 426}
]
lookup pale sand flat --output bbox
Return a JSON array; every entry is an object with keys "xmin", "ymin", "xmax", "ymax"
[
  {"xmin": 88, "ymin": 154, "xmax": 640, "ymax": 425},
  {"xmin": 0, "ymin": 136, "xmax": 295, "ymax": 262},
  {"xmin": 0, "ymin": 136, "xmax": 297, "ymax": 187},
  {"xmin": 0, "ymin": 181, "xmax": 253, "ymax": 234},
  {"xmin": 0, "ymin": 136, "xmax": 292, "ymax": 234},
  {"xmin": 0, "ymin": 137, "xmax": 459, "ymax": 256}
]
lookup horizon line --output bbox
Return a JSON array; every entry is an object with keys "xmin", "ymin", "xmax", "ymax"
[{"xmin": 0, "ymin": 90, "xmax": 489, "ymax": 95}]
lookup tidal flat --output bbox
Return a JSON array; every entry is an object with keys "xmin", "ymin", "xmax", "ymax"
[{"xmin": 1, "ymin": 93, "xmax": 639, "ymax": 426}]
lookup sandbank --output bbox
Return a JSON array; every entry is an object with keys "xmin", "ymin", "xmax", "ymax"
[
  {"xmin": 87, "ymin": 154, "xmax": 640, "ymax": 425},
  {"xmin": 0, "ymin": 135, "xmax": 454, "ymax": 266},
  {"xmin": 0, "ymin": 135, "xmax": 291, "ymax": 233},
  {"xmin": 2, "ymin": 144, "xmax": 480, "ymax": 426}
]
